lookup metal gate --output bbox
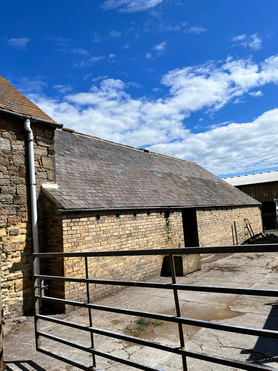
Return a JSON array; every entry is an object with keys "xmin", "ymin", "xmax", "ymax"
[{"xmin": 33, "ymin": 244, "xmax": 278, "ymax": 370}]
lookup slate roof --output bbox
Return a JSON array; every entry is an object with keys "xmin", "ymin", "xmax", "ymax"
[
  {"xmin": 44, "ymin": 129, "xmax": 260, "ymax": 210},
  {"xmin": 224, "ymin": 170, "xmax": 278, "ymax": 186},
  {"xmin": 0, "ymin": 76, "xmax": 53, "ymax": 122}
]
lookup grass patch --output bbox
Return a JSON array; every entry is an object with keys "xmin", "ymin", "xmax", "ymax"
[{"xmin": 129, "ymin": 317, "xmax": 163, "ymax": 337}]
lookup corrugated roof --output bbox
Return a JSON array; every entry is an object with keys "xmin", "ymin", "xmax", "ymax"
[
  {"xmin": 44, "ymin": 129, "xmax": 260, "ymax": 210},
  {"xmin": 0, "ymin": 76, "xmax": 53, "ymax": 122},
  {"xmin": 224, "ymin": 171, "xmax": 278, "ymax": 186}
]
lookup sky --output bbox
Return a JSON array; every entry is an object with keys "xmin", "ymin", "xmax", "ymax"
[{"xmin": 1, "ymin": 0, "xmax": 278, "ymax": 177}]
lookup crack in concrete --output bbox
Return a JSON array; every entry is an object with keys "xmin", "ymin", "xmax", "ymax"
[{"xmin": 212, "ymin": 333, "xmax": 276, "ymax": 363}]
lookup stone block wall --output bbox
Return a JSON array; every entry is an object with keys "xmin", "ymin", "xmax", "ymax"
[
  {"xmin": 196, "ymin": 205, "xmax": 262, "ymax": 247},
  {"xmin": 0, "ymin": 250, "xmax": 4, "ymax": 371},
  {"xmin": 41, "ymin": 193, "xmax": 64, "ymax": 312},
  {"xmin": 42, "ymin": 202, "xmax": 185, "ymax": 307},
  {"xmin": 42, "ymin": 200, "xmax": 263, "ymax": 311},
  {"xmin": 0, "ymin": 113, "xmax": 55, "ymax": 318}
]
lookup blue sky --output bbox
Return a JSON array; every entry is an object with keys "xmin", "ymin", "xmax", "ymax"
[{"xmin": 1, "ymin": 0, "xmax": 278, "ymax": 177}]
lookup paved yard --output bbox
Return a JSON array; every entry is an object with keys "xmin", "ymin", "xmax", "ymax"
[{"xmin": 4, "ymin": 249, "xmax": 278, "ymax": 371}]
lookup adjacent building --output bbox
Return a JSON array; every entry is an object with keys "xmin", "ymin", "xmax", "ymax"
[{"xmin": 225, "ymin": 172, "xmax": 278, "ymax": 229}]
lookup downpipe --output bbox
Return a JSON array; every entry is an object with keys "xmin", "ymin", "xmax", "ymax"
[{"xmin": 24, "ymin": 119, "xmax": 42, "ymax": 308}]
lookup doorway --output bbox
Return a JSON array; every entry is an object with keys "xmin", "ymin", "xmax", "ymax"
[{"xmin": 182, "ymin": 208, "xmax": 199, "ymax": 247}]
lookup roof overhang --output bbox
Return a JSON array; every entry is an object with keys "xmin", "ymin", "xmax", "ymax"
[{"xmin": 0, "ymin": 107, "xmax": 63, "ymax": 128}]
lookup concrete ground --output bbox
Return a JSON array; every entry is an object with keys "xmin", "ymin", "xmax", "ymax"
[{"xmin": 3, "ymin": 248, "xmax": 278, "ymax": 371}]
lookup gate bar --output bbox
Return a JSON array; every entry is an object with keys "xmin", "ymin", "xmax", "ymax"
[
  {"xmin": 36, "ymin": 295, "xmax": 278, "ymax": 339},
  {"xmin": 35, "ymin": 274, "xmax": 278, "ymax": 297},
  {"xmin": 169, "ymin": 254, "xmax": 187, "ymax": 371},
  {"xmin": 33, "ymin": 243, "xmax": 278, "ymax": 258},
  {"xmin": 85, "ymin": 256, "xmax": 96, "ymax": 369},
  {"xmin": 38, "ymin": 336, "xmax": 163, "ymax": 371},
  {"xmin": 37, "ymin": 328, "xmax": 276, "ymax": 371}
]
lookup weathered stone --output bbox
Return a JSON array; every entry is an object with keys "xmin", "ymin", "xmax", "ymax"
[
  {"xmin": 34, "ymin": 147, "xmax": 48, "ymax": 156},
  {"xmin": 42, "ymin": 156, "xmax": 54, "ymax": 170},
  {"xmin": 45, "ymin": 129, "xmax": 54, "ymax": 139},
  {"xmin": 2, "ymin": 130, "xmax": 16, "ymax": 140},
  {"xmin": 12, "ymin": 178, "xmax": 25, "ymax": 185},
  {"xmin": 36, "ymin": 137, "xmax": 52, "ymax": 147},
  {"xmin": 11, "ymin": 141, "xmax": 25, "ymax": 151},
  {"xmin": 7, "ymin": 216, "xmax": 22, "ymax": 225},
  {"xmin": 1, "ymin": 138, "xmax": 11, "ymax": 150},
  {"xmin": 15, "ymin": 280, "xmax": 24, "ymax": 292},
  {"xmin": 9, "ymin": 229, "xmax": 19, "ymax": 236},
  {"xmin": 2, "ymin": 150, "xmax": 15, "ymax": 155},
  {"xmin": 47, "ymin": 169, "xmax": 56, "ymax": 181},
  {"xmin": 16, "ymin": 185, "xmax": 27, "ymax": 196},
  {"xmin": 0, "ymin": 178, "xmax": 10, "ymax": 186},
  {"xmin": 0, "ymin": 158, "xmax": 8, "ymax": 166},
  {"xmin": 18, "ymin": 166, "xmax": 26, "ymax": 178},
  {"xmin": 0, "ymin": 217, "xmax": 8, "ymax": 228},
  {"xmin": 0, "ymin": 186, "xmax": 16, "ymax": 194},
  {"xmin": 13, "ymin": 155, "xmax": 25, "ymax": 166},
  {"xmin": 0, "ymin": 194, "xmax": 13, "ymax": 203},
  {"xmin": 14, "ymin": 195, "xmax": 27, "ymax": 205}
]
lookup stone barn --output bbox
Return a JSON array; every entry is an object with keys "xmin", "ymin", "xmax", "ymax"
[{"xmin": 0, "ymin": 75, "xmax": 263, "ymax": 319}]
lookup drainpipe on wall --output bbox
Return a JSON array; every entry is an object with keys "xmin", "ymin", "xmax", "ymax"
[{"xmin": 24, "ymin": 119, "xmax": 41, "ymax": 300}]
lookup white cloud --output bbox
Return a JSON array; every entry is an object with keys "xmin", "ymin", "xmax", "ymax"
[
  {"xmin": 92, "ymin": 33, "xmax": 102, "ymax": 43},
  {"xmin": 149, "ymin": 109, "xmax": 278, "ymax": 175},
  {"xmin": 232, "ymin": 34, "xmax": 246, "ymax": 42},
  {"xmin": 74, "ymin": 56, "xmax": 106, "ymax": 67},
  {"xmin": 103, "ymin": 0, "xmax": 163, "ymax": 12},
  {"xmin": 17, "ymin": 77, "xmax": 47, "ymax": 94},
  {"xmin": 7, "ymin": 37, "xmax": 30, "ymax": 49},
  {"xmin": 89, "ymin": 56, "xmax": 106, "ymax": 63},
  {"xmin": 187, "ymin": 26, "xmax": 207, "ymax": 35},
  {"xmin": 232, "ymin": 33, "xmax": 262, "ymax": 50},
  {"xmin": 92, "ymin": 75, "xmax": 108, "ymax": 82},
  {"xmin": 53, "ymin": 84, "xmax": 73, "ymax": 94},
  {"xmin": 30, "ymin": 55, "xmax": 278, "ymax": 175},
  {"xmin": 249, "ymin": 90, "xmax": 263, "ymax": 97},
  {"xmin": 110, "ymin": 30, "xmax": 122, "ymax": 38},
  {"xmin": 153, "ymin": 41, "xmax": 167, "ymax": 55},
  {"xmin": 145, "ymin": 52, "xmax": 153, "ymax": 59},
  {"xmin": 69, "ymin": 48, "xmax": 89, "ymax": 56}
]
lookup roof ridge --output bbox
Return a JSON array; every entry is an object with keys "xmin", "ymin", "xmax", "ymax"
[
  {"xmin": 224, "ymin": 169, "xmax": 278, "ymax": 179},
  {"xmin": 60, "ymin": 127, "xmax": 194, "ymax": 164}
]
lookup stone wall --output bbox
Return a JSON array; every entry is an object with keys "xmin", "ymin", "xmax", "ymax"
[
  {"xmin": 42, "ymin": 201, "xmax": 185, "ymax": 307},
  {"xmin": 0, "ymin": 250, "xmax": 4, "ymax": 371},
  {"xmin": 42, "ymin": 200, "xmax": 263, "ymax": 310},
  {"xmin": 0, "ymin": 113, "xmax": 55, "ymax": 318},
  {"xmin": 196, "ymin": 206, "xmax": 262, "ymax": 247}
]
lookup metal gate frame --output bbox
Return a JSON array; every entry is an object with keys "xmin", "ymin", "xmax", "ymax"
[{"xmin": 33, "ymin": 244, "xmax": 278, "ymax": 370}]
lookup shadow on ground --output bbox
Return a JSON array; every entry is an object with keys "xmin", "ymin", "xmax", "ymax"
[
  {"xmin": 241, "ymin": 303, "xmax": 278, "ymax": 366},
  {"xmin": 6, "ymin": 361, "xmax": 47, "ymax": 371}
]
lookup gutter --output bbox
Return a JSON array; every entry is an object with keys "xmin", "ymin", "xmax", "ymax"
[
  {"xmin": 0, "ymin": 107, "xmax": 63, "ymax": 128},
  {"xmin": 56, "ymin": 203, "xmax": 261, "ymax": 214}
]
